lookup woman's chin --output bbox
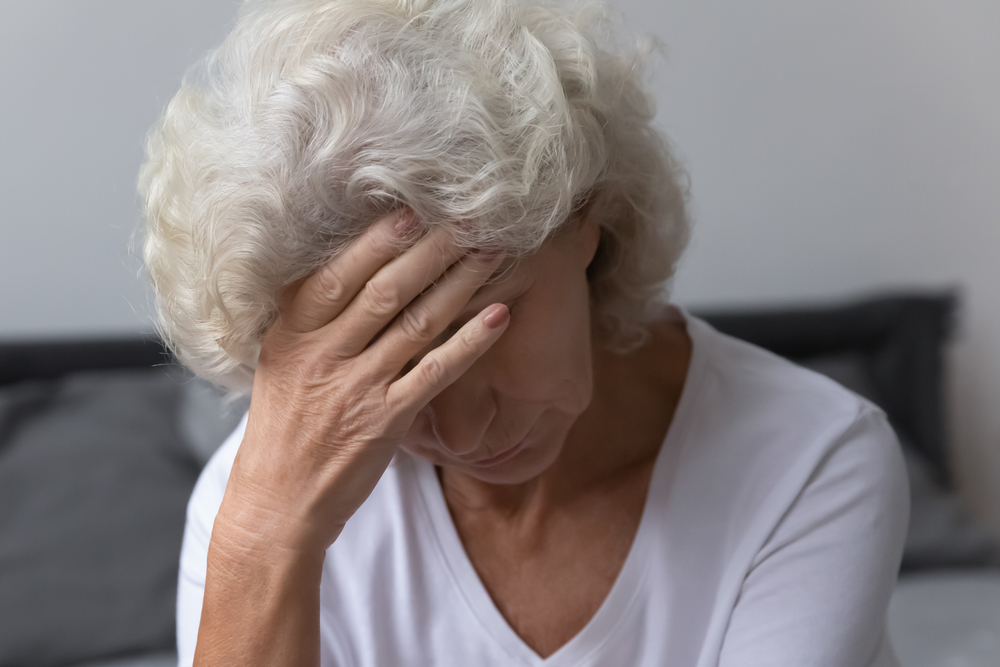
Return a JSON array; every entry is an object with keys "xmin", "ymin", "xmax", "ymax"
[
  {"xmin": 445, "ymin": 442, "xmax": 563, "ymax": 485},
  {"xmin": 398, "ymin": 438, "xmax": 557, "ymax": 485},
  {"xmin": 401, "ymin": 412, "xmax": 570, "ymax": 485}
]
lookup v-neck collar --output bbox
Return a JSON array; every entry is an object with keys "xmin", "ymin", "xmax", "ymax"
[{"xmin": 406, "ymin": 306, "xmax": 709, "ymax": 666}]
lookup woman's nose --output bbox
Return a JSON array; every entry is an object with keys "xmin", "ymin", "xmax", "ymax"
[{"xmin": 426, "ymin": 377, "xmax": 496, "ymax": 456}]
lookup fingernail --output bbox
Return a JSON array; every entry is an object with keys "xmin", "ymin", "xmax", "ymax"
[
  {"xmin": 394, "ymin": 208, "xmax": 418, "ymax": 235},
  {"xmin": 483, "ymin": 304, "xmax": 510, "ymax": 329}
]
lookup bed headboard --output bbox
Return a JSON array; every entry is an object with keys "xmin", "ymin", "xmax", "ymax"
[{"xmin": 0, "ymin": 336, "xmax": 170, "ymax": 388}]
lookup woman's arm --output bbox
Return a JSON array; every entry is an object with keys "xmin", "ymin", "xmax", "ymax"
[
  {"xmin": 717, "ymin": 407, "xmax": 910, "ymax": 667},
  {"xmin": 187, "ymin": 209, "xmax": 510, "ymax": 666},
  {"xmin": 195, "ymin": 520, "xmax": 326, "ymax": 666}
]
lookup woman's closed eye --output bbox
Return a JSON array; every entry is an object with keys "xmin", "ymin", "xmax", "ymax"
[
  {"xmin": 400, "ymin": 316, "xmax": 487, "ymax": 376},
  {"xmin": 399, "ymin": 292, "xmax": 520, "ymax": 375},
  {"xmin": 437, "ymin": 296, "xmax": 517, "ymax": 345}
]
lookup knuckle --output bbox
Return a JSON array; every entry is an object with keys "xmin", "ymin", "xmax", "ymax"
[
  {"xmin": 314, "ymin": 265, "xmax": 349, "ymax": 306},
  {"xmin": 454, "ymin": 330, "xmax": 479, "ymax": 357},
  {"xmin": 362, "ymin": 277, "xmax": 402, "ymax": 318},
  {"xmin": 419, "ymin": 355, "xmax": 449, "ymax": 388},
  {"xmin": 400, "ymin": 307, "xmax": 437, "ymax": 341}
]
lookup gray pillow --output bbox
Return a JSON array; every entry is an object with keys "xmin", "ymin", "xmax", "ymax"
[
  {"xmin": 176, "ymin": 375, "xmax": 249, "ymax": 466},
  {"xmin": 0, "ymin": 367, "xmax": 242, "ymax": 667}
]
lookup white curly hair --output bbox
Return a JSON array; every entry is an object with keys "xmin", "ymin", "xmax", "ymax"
[{"xmin": 139, "ymin": 0, "xmax": 690, "ymax": 393}]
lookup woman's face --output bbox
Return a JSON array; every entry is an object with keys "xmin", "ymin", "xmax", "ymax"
[{"xmin": 399, "ymin": 219, "xmax": 601, "ymax": 485}]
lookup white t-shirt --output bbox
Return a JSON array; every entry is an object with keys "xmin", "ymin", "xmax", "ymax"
[{"xmin": 177, "ymin": 309, "xmax": 910, "ymax": 666}]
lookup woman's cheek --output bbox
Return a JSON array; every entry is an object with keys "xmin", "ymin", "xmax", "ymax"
[{"xmin": 400, "ymin": 409, "xmax": 442, "ymax": 459}]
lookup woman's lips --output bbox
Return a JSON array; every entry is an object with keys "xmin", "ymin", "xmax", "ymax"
[{"xmin": 465, "ymin": 438, "xmax": 527, "ymax": 467}]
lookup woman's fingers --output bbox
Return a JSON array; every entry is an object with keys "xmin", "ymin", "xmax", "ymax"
[
  {"xmin": 367, "ymin": 249, "xmax": 506, "ymax": 375},
  {"xmin": 282, "ymin": 209, "xmax": 414, "ymax": 333},
  {"xmin": 321, "ymin": 225, "xmax": 469, "ymax": 356},
  {"xmin": 386, "ymin": 302, "xmax": 510, "ymax": 415},
  {"xmin": 279, "ymin": 206, "xmax": 506, "ymax": 404}
]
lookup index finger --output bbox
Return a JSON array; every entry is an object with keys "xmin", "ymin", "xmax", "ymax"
[{"xmin": 283, "ymin": 208, "xmax": 416, "ymax": 333}]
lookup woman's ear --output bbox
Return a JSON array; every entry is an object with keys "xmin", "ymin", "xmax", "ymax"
[
  {"xmin": 568, "ymin": 189, "xmax": 602, "ymax": 269},
  {"xmin": 579, "ymin": 214, "xmax": 601, "ymax": 269},
  {"xmin": 556, "ymin": 191, "xmax": 602, "ymax": 268}
]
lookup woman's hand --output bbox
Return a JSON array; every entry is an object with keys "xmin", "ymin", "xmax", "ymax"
[
  {"xmin": 194, "ymin": 209, "xmax": 508, "ymax": 666},
  {"xmin": 221, "ymin": 208, "xmax": 508, "ymax": 550}
]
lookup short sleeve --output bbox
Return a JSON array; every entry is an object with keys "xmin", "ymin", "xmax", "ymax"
[
  {"xmin": 718, "ymin": 407, "xmax": 910, "ymax": 667},
  {"xmin": 176, "ymin": 413, "xmax": 247, "ymax": 667}
]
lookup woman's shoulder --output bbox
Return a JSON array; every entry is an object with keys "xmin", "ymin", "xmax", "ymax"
[
  {"xmin": 683, "ymin": 322, "xmax": 911, "ymax": 666},
  {"xmin": 662, "ymin": 309, "xmax": 908, "ymax": 536},
  {"xmin": 668, "ymin": 310, "xmax": 907, "ymax": 525},
  {"xmin": 683, "ymin": 310, "xmax": 883, "ymax": 435},
  {"xmin": 179, "ymin": 413, "xmax": 248, "ymax": 579},
  {"xmin": 651, "ymin": 311, "xmax": 910, "ymax": 598},
  {"xmin": 188, "ymin": 412, "xmax": 246, "ymax": 517}
]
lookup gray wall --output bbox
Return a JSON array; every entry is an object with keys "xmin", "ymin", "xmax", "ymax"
[
  {"xmin": 616, "ymin": 0, "xmax": 1000, "ymax": 538},
  {"xmin": 0, "ymin": 0, "xmax": 239, "ymax": 338},
  {"xmin": 1, "ymin": 1, "xmax": 998, "ymax": 536}
]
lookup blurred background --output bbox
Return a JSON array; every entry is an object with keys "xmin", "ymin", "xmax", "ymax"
[{"xmin": 1, "ymin": 1, "xmax": 998, "ymax": 666}]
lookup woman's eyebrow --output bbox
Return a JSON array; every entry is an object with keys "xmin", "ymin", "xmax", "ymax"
[
  {"xmin": 474, "ymin": 261, "xmax": 520, "ymax": 296},
  {"xmin": 469, "ymin": 282, "xmax": 513, "ymax": 302}
]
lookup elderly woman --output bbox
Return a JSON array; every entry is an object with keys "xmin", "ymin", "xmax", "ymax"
[{"xmin": 139, "ymin": 0, "xmax": 909, "ymax": 665}]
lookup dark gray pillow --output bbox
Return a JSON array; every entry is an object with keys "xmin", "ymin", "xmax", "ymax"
[
  {"xmin": 0, "ymin": 368, "xmax": 226, "ymax": 667},
  {"xmin": 176, "ymin": 375, "xmax": 249, "ymax": 467},
  {"xmin": 70, "ymin": 651, "xmax": 178, "ymax": 667}
]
